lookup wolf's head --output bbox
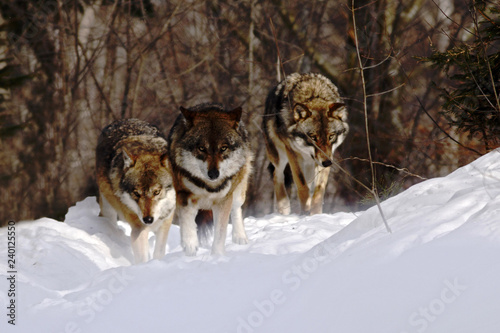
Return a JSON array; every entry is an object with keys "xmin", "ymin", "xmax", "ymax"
[
  {"xmin": 175, "ymin": 104, "xmax": 249, "ymax": 184},
  {"xmin": 290, "ymin": 102, "xmax": 348, "ymax": 167},
  {"xmin": 115, "ymin": 138, "xmax": 176, "ymax": 225}
]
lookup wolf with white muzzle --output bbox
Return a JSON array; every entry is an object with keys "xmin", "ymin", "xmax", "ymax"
[
  {"xmin": 96, "ymin": 119, "xmax": 176, "ymax": 263},
  {"xmin": 168, "ymin": 103, "xmax": 253, "ymax": 256},
  {"xmin": 263, "ymin": 72, "xmax": 349, "ymax": 215}
]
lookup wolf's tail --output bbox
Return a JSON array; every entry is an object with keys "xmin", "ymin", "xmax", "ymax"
[{"xmin": 196, "ymin": 210, "xmax": 214, "ymax": 248}]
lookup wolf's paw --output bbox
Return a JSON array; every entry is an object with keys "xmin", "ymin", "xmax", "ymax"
[
  {"xmin": 277, "ymin": 206, "xmax": 291, "ymax": 215},
  {"xmin": 211, "ymin": 246, "xmax": 225, "ymax": 256},
  {"xmin": 183, "ymin": 244, "xmax": 198, "ymax": 256},
  {"xmin": 232, "ymin": 234, "xmax": 249, "ymax": 245},
  {"xmin": 182, "ymin": 242, "xmax": 198, "ymax": 256},
  {"xmin": 309, "ymin": 208, "xmax": 322, "ymax": 215}
]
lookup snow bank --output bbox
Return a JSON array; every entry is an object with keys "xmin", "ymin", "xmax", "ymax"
[{"xmin": 1, "ymin": 150, "xmax": 500, "ymax": 333}]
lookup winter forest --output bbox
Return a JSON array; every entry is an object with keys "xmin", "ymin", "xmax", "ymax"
[{"xmin": 0, "ymin": 0, "xmax": 499, "ymax": 224}]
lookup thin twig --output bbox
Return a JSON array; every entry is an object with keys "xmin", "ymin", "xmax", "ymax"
[
  {"xmin": 430, "ymin": 0, "xmax": 477, "ymax": 37},
  {"xmin": 269, "ymin": 17, "xmax": 286, "ymax": 82},
  {"xmin": 362, "ymin": 52, "xmax": 393, "ymax": 70},
  {"xmin": 366, "ymin": 83, "xmax": 405, "ymax": 98},
  {"xmin": 342, "ymin": 157, "xmax": 427, "ymax": 180},
  {"xmin": 395, "ymin": 48, "xmax": 483, "ymax": 156},
  {"xmin": 351, "ymin": 0, "xmax": 392, "ymax": 233},
  {"xmin": 414, "ymin": 92, "xmax": 482, "ymax": 156},
  {"xmin": 351, "ymin": 2, "xmax": 376, "ymax": 192}
]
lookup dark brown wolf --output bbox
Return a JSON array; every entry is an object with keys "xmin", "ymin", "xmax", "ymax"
[
  {"xmin": 263, "ymin": 73, "xmax": 349, "ymax": 215},
  {"xmin": 96, "ymin": 119, "xmax": 176, "ymax": 263},
  {"xmin": 168, "ymin": 103, "xmax": 253, "ymax": 256}
]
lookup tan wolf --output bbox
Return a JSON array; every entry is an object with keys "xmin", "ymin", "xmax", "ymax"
[
  {"xmin": 168, "ymin": 103, "xmax": 253, "ymax": 256},
  {"xmin": 96, "ymin": 119, "xmax": 176, "ymax": 263},
  {"xmin": 262, "ymin": 72, "xmax": 349, "ymax": 215}
]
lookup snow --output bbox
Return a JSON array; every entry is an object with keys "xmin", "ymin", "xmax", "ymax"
[{"xmin": 2, "ymin": 150, "xmax": 500, "ymax": 333}]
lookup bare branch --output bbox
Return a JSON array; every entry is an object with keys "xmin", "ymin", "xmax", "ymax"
[
  {"xmin": 366, "ymin": 83, "xmax": 405, "ymax": 98},
  {"xmin": 430, "ymin": 0, "xmax": 476, "ymax": 37},
  {"xmin": 351, "ymin": 0, "xmax": 392, "ymax": 233},
  {"xmin": 342, "ymin": 157, "xmax": 427, "ymax": 180},
  {"xmin": 269, "ymin": 17, "xmax": 286, "ymax": 82}
]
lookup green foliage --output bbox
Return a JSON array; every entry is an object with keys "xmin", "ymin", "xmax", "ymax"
[{"xmin": 421, "ymin": 2, "xmax": 500, "ymax": 150}]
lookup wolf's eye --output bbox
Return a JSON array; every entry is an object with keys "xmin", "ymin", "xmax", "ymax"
[
  {"xmin": 198, "ymin": 146, "xmax": 206, "ymax": 152},
  {"xmin": 309, "ymin": 134, "xmax": 318, "ymax": 142},
  {"xmin": 329, "ymin": 134, "xmax": 337, "ymax": 142},
  {"xmin": 153, "ymin": 189, "xmax": 161, "ymax": 196},
  {"xmin": 133, "ymin": 190, "xmax": 141, "ymax": 198},
  {"xmin": 220, "ymin": 146, "xmax": 228, "ymax": 152}
]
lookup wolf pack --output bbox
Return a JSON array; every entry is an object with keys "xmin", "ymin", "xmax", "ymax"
[{"xmin": 95, "ymin": 72, "xmax": 349, "ymax": 263}]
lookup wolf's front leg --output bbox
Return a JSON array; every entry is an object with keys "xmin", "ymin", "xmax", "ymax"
[
  {"xmin": 178, "ymin": 206, "xmax": 199, "ymax": 256},
  {"xmin": 131, "ymin": 226, "xmax": 150, "ymax": 264},
  {"xmin": 212, "ymin": 197, "xmax": 233, "ymax": 255},
  {"xmin": 310, "ymin": 166, "xmax": 331, "ymax": 215},
  {"xmin": 231, "ymin": 206, "xmax": 248, "ymax": 245},
  {"xmin": 152, "ymin": 213, "xmax": 174, "ymax": 260},
  {"xmin": 231, "ymin": 185, "xmax": 248, "ymax": 245},
  {"xmin": 286, "ymin": 151, "xmax": 311, "ymax": 214}
]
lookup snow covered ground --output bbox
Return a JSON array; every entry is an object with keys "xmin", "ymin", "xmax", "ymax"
[{"xmin": 1, "ymin": 150, "xmax": 500, "ymax": 333}]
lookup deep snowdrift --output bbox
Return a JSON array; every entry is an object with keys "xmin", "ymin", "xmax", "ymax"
[{"xmin": 1, "ymin": 149, "xmax": 500, "ymax": 333}]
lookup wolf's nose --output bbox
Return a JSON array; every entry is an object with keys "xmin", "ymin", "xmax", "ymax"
[
  {"xmin": 322, "ymin": 160, "xmax": 333, "ymax": 167},
  {"xmin": 208, "ymin": 169, "xmax": 220, "ymax": 180},
  {"xmin": 143, "ymin": 216, "xmax": 154, "ymax": 224}
]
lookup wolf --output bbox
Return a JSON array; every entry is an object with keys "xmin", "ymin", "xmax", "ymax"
[
  {"xmin": 168, "ymin": 103, "xmax": 253, "ymax": 256},
  {"xmin": 95, "ymin": 119, "xmax": 176, "ymax": 263},
  {"xmin": 262, "ymin": 72, "xmax": 349, "ymax": 215}
]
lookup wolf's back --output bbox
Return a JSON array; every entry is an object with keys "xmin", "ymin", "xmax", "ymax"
[
  {"xmin": 263, "ymin": 73, "xmax": 345, "ymax": 130},
  {"xmin": 96, "ymin": 119, "xmax": 166, "ymax": 171}
]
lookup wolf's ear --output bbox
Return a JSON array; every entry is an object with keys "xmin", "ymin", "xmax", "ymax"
[
  {"xmin": 227, "ymin": 106, "xmax": 243, "ymax": 126},
  {"xmin": 160, "ymin": 151, "xmax": 169, "ymax": 168},
  {"xmin": 180, "ymin": 106, "xmax": 195, "ymax": 125},
  {"xmin": 327, "ymin": 103, "xmax": 345, "ymax": 118},
  {"xmin": 293, "ymin": 104, "xmax": 311, "ymax": 122},
  {"xmin": 122, "ymin": 148, "xmax": 136, "ymax": 168}
]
